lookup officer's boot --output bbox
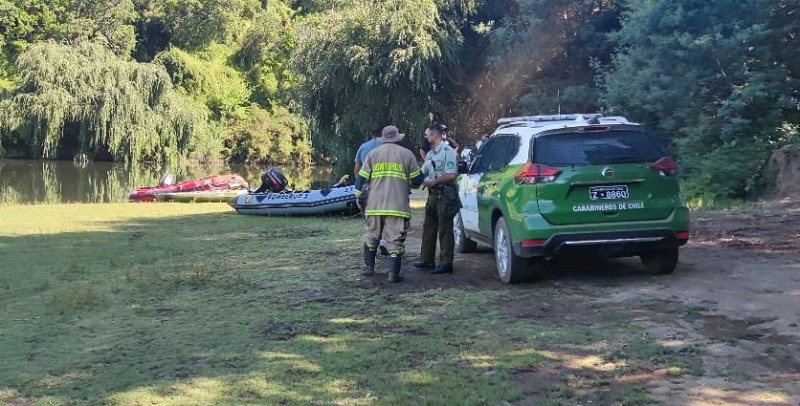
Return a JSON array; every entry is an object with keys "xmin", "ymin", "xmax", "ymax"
[
  {"xmin": 412, "ymin": 259, "xmax": 435, "ymax": 269},
  {"xmin": 430, "ymin": 263, "xmax": 453, "ymax": 274},
  {"xmin": 387, "ymin": 254, "xmax": 403, "ymax": 283},
  {"xmin": 362, "ymin": 244, "xmax": 377, "ymax": 276}
]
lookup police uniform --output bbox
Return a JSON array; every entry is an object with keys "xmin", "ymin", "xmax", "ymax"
[{"xmin": 418, "ymin": 141, "xmax": 461, "ymax": 272}]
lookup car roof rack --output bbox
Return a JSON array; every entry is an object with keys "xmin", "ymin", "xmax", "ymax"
[{"xmin": 496, "ymin": 114, "xmax": 633, "ymax": 130}]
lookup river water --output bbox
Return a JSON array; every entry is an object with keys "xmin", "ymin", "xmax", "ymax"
[{"xmin": 0, "ymin": 159, "xmax": 341, "ymax": 204}]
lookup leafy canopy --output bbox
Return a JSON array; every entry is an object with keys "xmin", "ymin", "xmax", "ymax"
[
  {"xmin": 600, "ymin": 0, "xmax": 800, "ymax": 199},
  {"xmin": 291, "ymin": 0, "xmax": 479, "ymax": 159},
  {"xmin": 0, "ymin": 41, "xmax": 218, "ymax": 162}
]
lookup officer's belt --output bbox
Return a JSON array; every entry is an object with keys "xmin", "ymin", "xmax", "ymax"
[{"xmin": 428, "ymin": 184, "xmax": 457, "ymax": 193}]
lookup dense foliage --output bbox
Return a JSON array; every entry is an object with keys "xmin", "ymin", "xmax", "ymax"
[
  {"xmin": 0, "ymin": 0, "xmax": 797, "ymax": 199},
  {"xmin": 0, "ymin": 41, "xmax": 215, "ymax": 163},
  {"xmin": 290, "ymin": 0, "xmax": 481, "ymax": 160},
  {"xmin": 601, "ymin": 0, "xmax": 799, "ymax": 199}
]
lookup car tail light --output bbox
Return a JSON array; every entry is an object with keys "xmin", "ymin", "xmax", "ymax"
[
  {"xmin": 676, "ymin": 231, "xmax": 689, "ymax": 240},
  {"xmin": 650, "ymin": 156, "xmax": 678, "ymax": 177},
  {"xmin": 515, "ymin": 163, "xmax": 561, "ymax": 184}
]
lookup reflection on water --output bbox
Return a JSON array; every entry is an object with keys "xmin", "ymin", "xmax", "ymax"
[{"xmin": 0, "ymin": 159, "xmax": 342, "ymax": 204}]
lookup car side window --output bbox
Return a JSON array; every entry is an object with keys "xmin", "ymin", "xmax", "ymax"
[{"xmin": 471, "ymin": 135, "xmax": 519, "ymax": 173}]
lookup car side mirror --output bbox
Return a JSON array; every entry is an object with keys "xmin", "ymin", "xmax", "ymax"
[{"xmin": 468, "ymin": 155, "xmax": 482, "ymax": 174}]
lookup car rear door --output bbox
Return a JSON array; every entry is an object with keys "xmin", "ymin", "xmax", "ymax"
[{"xmin": 533, "ymin": 127, "xmax": 680, "ymax": 225}]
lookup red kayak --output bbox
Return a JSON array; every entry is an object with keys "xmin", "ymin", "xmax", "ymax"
[{"xmin": 129, "ymin": 173, "xmax": 249, "ymax": 202}]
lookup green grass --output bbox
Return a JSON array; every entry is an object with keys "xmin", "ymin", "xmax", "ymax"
[{"xmin": 0, "ymin": 202, "xmax": 693, "ymax": 405}]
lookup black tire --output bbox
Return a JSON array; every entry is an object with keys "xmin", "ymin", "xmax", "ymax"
[
  {"xmin": 454, "ymin": 212, "xmax": 477, "ymax": 253},
  {"xmin": 494, "ymin": 217, "xmax": 531, "ymax": 284},
  {"xmin": 640, "ymin": 246, "xmax": 679, "ymax": 274}
]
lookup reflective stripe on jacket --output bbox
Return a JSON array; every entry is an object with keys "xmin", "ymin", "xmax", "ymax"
[{"xmin": 356, "ymin": 143, "xmax": 421, "ymax": 218}]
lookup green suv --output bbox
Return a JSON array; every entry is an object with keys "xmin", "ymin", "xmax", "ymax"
[{"xmin": 454, "ymin": 114, "xmax": 689, "ymax": 283}]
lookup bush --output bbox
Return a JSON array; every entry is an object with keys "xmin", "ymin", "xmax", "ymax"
[{"xmin": 223, "ymin": 105, "xmax": 311, "ymax": 166}]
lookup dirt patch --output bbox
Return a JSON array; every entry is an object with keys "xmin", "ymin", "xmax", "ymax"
[
  {"xmin": 361, "ymin": 197, "xmax": 800, "ymax": 405},
  {"xmin": 511, "ymin": 365, "xmax": 572, "ymax": 405},
  {"xmin": 690, "ymin": 202, "xmax": 800, "ymax": 252}
]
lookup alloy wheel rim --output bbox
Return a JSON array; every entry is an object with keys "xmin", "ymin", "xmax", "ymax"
[
  {"xmin": 495, "ymin": 225, "xmax": 508, "ymax": 278},
  {"xmin": 454, "ymin": 214, "xmax": 463, "ymax": 244}
]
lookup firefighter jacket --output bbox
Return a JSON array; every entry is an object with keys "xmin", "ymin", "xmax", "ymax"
[{"xmin": 355, "ymin": 143, "xmax": 423, "ymax": 218}]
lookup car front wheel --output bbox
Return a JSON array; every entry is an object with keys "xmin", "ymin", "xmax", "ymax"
[
  {"xmin": 454, "ymin": 212, "xmax": 477, "ymax": 253},
  {"xmin": 494, "ymin": 217, "xmax": 531, "ymax": 284}
]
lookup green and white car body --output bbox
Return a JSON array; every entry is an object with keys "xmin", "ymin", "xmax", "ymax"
[{"xmin": 455, "ymin": 114, "xmax": 690, "ymax": 283}]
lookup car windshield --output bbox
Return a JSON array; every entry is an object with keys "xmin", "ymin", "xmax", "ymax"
[{"xmin": 533, "ymin": 129, "xmax": 665, "ymax": 166}]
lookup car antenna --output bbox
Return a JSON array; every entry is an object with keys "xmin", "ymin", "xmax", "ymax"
[{"xmin": 557, "ymin": 89, "xmax": 561, "ymax": 119}]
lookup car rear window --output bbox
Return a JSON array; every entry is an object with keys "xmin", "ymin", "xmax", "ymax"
[{"xmin": 533, "ymin": 129, "xmax": 666, "ymax": 166}]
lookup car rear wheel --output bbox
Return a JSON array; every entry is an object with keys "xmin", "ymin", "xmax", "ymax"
[
  {"xmin": 454, "ymin": 212, "xmax": 477, "ymax": 253},
  {"xmin": 640, "ymin": 246, "xmax": 679, "ymax": 274},
  {"xmin": 494, "ymin": 217, "xmax": 531, "ymax": 284}
]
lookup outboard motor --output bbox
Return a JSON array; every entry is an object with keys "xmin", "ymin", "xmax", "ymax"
[
  {"xmin": 252, "ymin": 167, "xmax": 289, "ymax": 194},
  {"xmin": 331, "ymin": 174, "xmax": 350, "ymax": 188}
]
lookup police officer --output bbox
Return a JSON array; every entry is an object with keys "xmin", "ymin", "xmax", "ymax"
[{"xmin": 413, "ymin": 124, "xmax": 461, "ymax": 274}]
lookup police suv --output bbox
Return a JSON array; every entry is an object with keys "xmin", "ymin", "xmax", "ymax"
[{"xmin": 454, "ymin": 114, "xmax": 690, "ymax": 283}]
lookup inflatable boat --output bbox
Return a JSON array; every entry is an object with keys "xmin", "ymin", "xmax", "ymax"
[
  {"xmin": 228, "ymin": 185, "xmax": 357, "ymax": 216},
  {"xmin": 155, "ymin": 189, "xmax": 249, "ymax": 203},
  {"xmin": 129, "ymin": 173, "xmax": 249, "ymax": 202}
]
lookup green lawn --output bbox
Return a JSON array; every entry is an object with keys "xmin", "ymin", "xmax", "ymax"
[{"xmin": 0, "ymin": 202, "xmax": 687, "ymax": 405}]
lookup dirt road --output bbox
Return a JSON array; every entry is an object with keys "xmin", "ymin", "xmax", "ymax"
[{"xmin": 390, "ymin": 199, "xmax": 800, "ymax": 405}]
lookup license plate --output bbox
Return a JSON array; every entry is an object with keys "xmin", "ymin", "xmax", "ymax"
[{"xmin": 589, "ymin": 185, "xmax": 629, "ymax": 200}]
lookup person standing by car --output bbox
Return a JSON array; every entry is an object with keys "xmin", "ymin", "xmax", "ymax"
[
  {"xmin": 354, "ymin": 124, "xmax": 383, "ymax": 176},
  {"xmin": 352, "ymin": 123, "xmax": 383, "ymax": 216},
  {"xmin": 421, "ymin": 125, "xmax": 459, "ymax": 158},
  {"xmin": 475, "ymin": 134, "xmax": 489, "ymax": 150},
  {"xmin": 443, "ymin": 131, "xmax": 459, "ymax": 154},
  {"xmin": 355, "ymin": 126, "xmax": 424, "ymax": 283},
  {"xmin": 414, "ymin": 124, "xmax": 461, "ymax": 275}
]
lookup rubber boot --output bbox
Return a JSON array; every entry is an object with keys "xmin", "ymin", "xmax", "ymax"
[
  {"xmin": 362, "ymin": 244, "xmax": 377, "ymax": 276},
  {"xmin": 387, "ymin": 254, "xmax": 402, "ymax": 283}
]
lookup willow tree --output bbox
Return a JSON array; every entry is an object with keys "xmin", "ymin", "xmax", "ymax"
[
  {"xmin": 290, "ymin": 0, "xmax": 479, "ymax": 162},
  {"xmin": 157, "ymin": 0, "xmax": 264, "ymax": 51},
  {"xmin": 232, "ymin": 0, "xmax": 297, "ymax": 109},
  {"xmin": 0, "ymin": 41, "xmax": 218, "ymax": 162}
]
